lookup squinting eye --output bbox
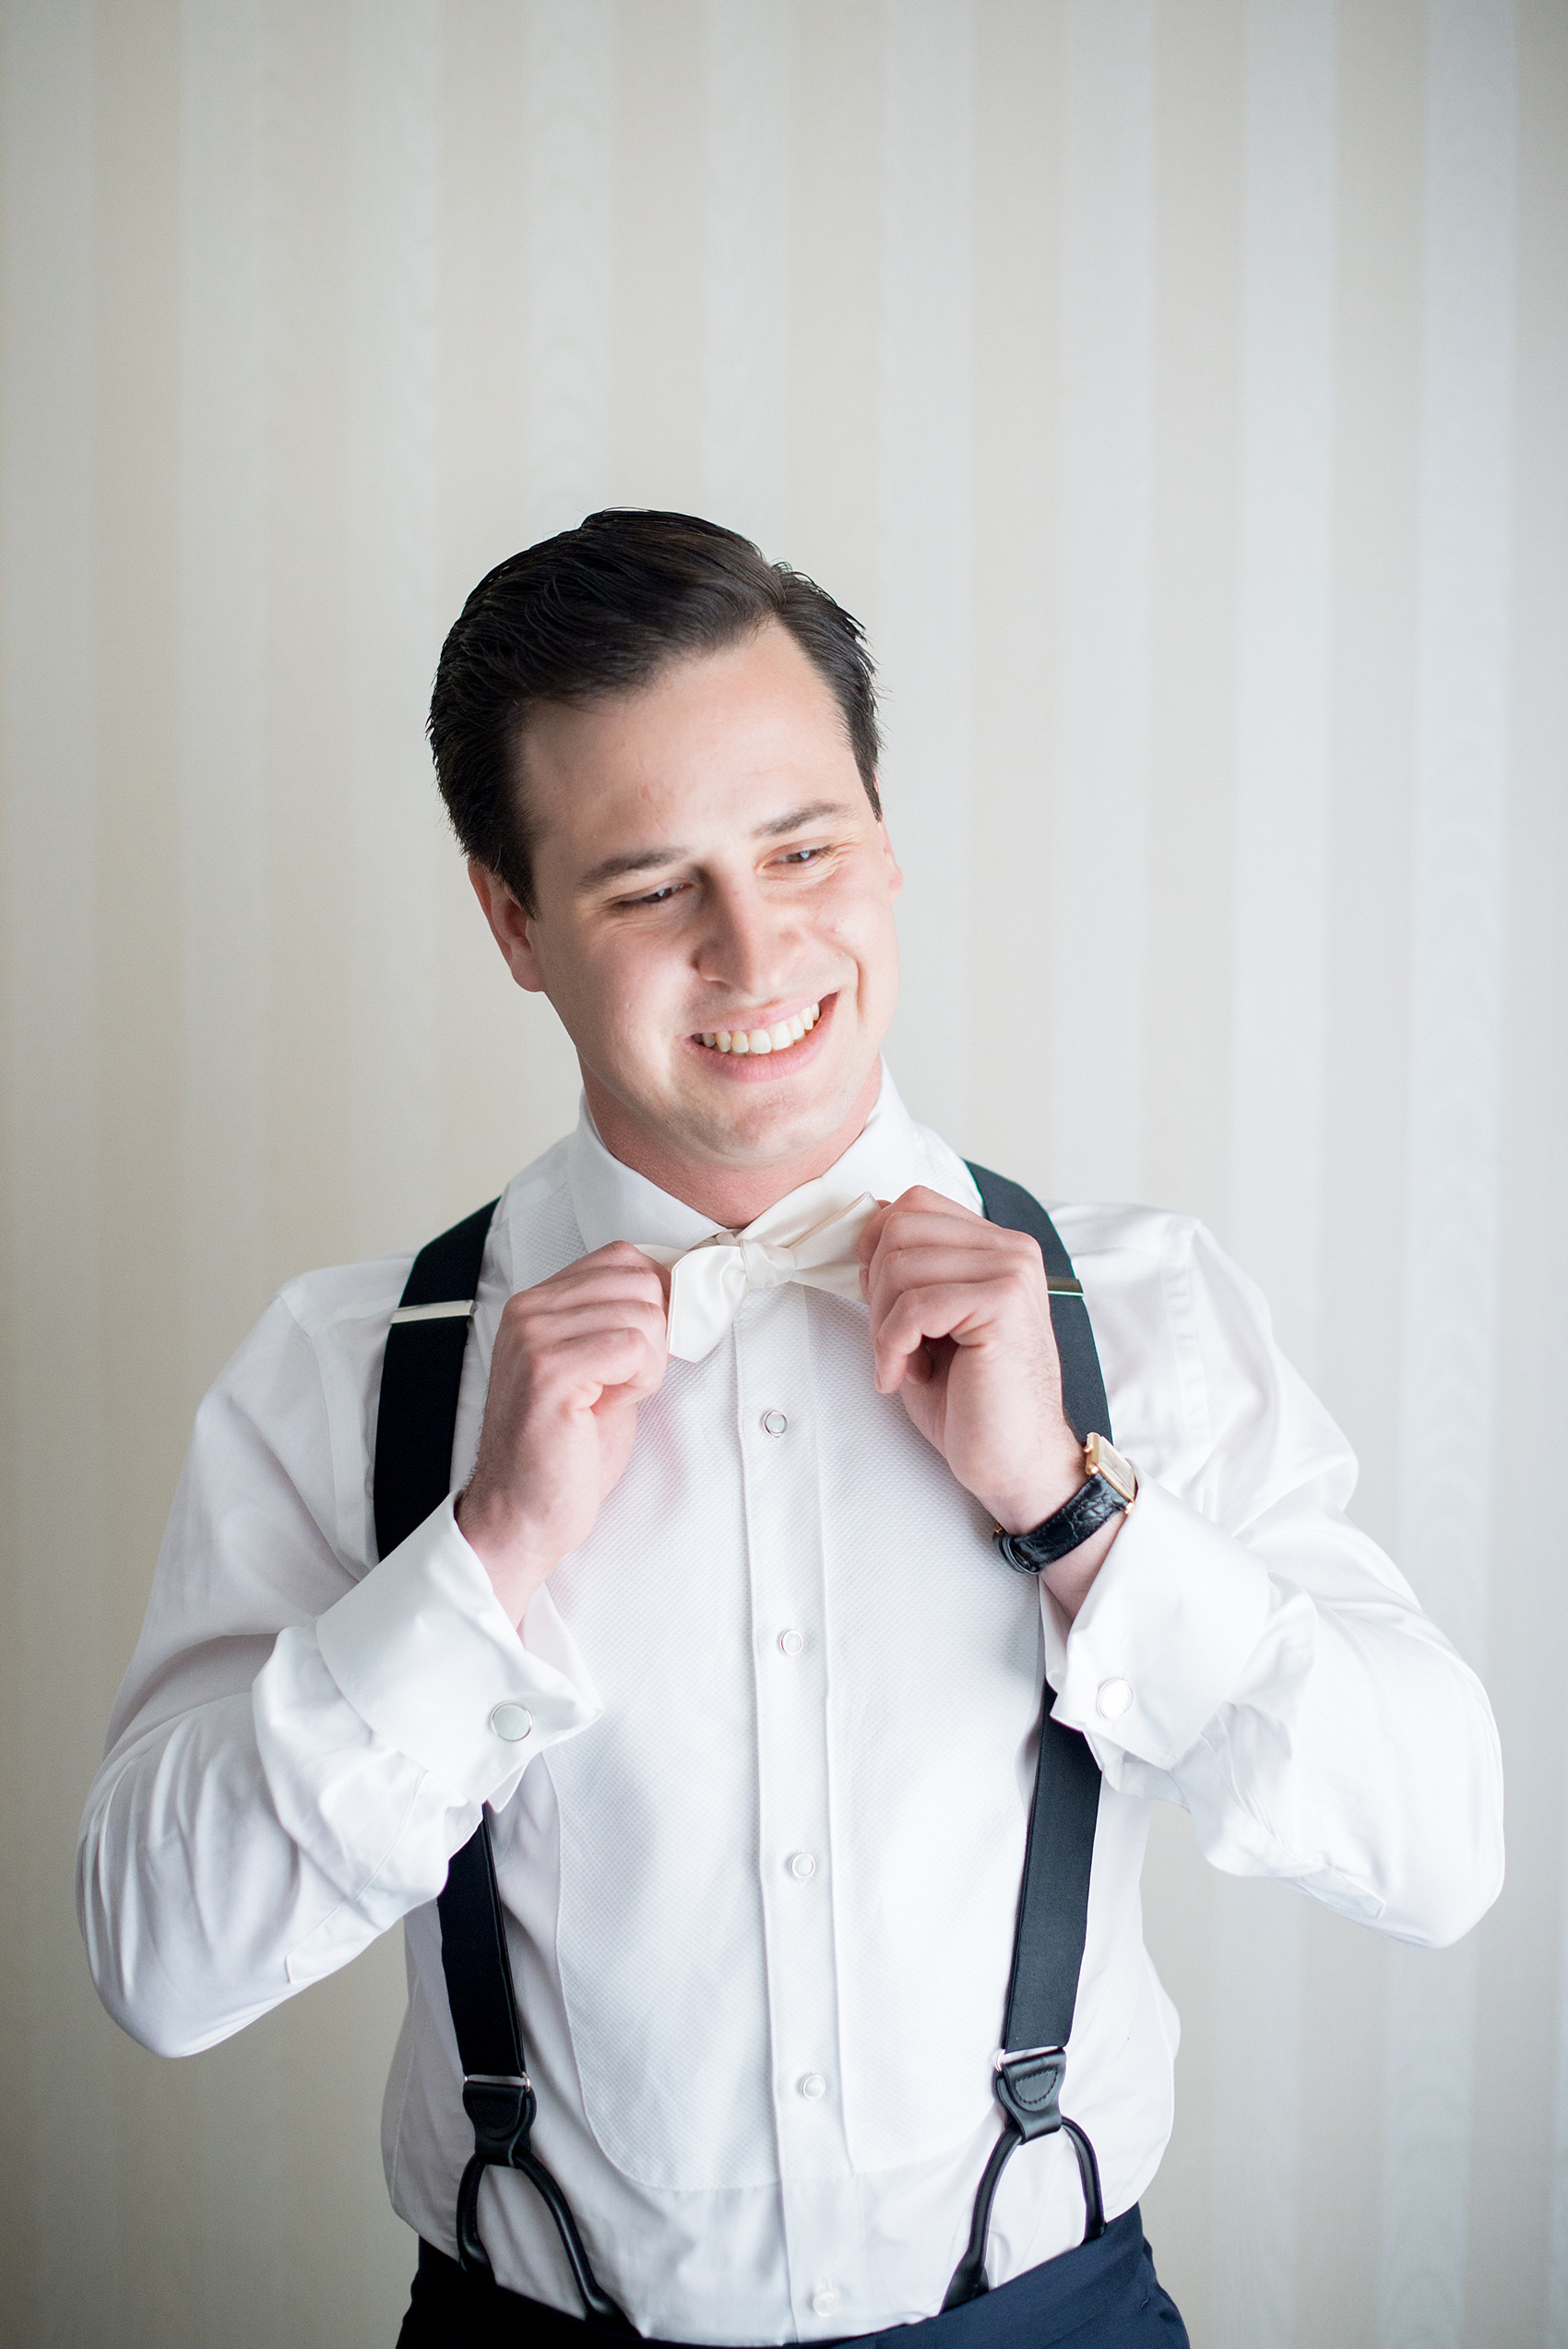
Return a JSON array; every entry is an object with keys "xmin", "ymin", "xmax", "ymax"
[
  {"xmin": 623, "ymin": 882, "xmax": 685, "ymax": 909},
  {"xmin": 779, "ymin": 846, "xmax": 826, "ymax": 865}
]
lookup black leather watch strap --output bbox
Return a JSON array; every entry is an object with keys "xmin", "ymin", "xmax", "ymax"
[{"xmin": 995, "ymin": 1471, "xmax": 1128, "ymax": 1575}]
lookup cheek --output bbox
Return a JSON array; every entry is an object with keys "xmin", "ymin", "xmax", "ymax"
[
  {"xmin": 594, "ymin": 948, "xmax": 685, "ymax": 1056},
  {"xmin": 821, "ymin": 884, "xmax": 898, "ymax": 983}
]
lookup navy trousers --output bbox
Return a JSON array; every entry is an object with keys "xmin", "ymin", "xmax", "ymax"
[{"xmin": 396, "ymin": 2206, "xmax": 1188, "ymax": 2349}]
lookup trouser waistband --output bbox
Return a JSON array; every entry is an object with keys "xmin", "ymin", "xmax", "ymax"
[{"xmin": 398, "ymin": 2204, "xmax": 1186, "ymax": 2349}]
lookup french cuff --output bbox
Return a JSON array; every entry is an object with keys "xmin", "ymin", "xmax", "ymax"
[
  {"xmin": 1041, "ymin": 1476, "xmax": 1272, "ymax": 1769},
  {"xmin": 315, "ymin": 1495, "xmax": 601, "ymax": 1804}
]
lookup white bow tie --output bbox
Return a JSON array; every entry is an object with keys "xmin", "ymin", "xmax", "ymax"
[{"xmin": 640, "ymin": 1186, "xmax": 881, "ymax": 1363}]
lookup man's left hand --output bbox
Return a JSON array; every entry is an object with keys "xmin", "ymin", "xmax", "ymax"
[{"xmin": 857, "ymin": 1186, "xmax": 1123, "ymax": 1619}]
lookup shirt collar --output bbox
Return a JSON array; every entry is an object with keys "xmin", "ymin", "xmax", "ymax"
[{"xmin": 565, "ymin": 1062, "xmax": 977, "ymax": 1256}]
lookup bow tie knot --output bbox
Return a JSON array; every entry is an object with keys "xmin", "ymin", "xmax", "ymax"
[{"xmin": 640, "ymin": 1189, "xmax": 880, "ymax": 1363}]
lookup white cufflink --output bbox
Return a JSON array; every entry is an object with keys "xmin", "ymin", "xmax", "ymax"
[
  {"xmin": 1096, "ymin": 1678, "xmax": 1134, "ymax": 1721},
  {"xmin": 489, "ymin": 1702, "xmax": 533, "ymax": 1743}
]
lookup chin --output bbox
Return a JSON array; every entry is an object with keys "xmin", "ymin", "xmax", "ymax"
[{"xmin": 701, "ymin": 1073, "xmax": 863, "ymax": 1164}]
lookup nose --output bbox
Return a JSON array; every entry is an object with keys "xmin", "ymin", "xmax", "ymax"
[{"xmin": 697, "ymin": 872, "xmax": 803, "ymax": 1005}]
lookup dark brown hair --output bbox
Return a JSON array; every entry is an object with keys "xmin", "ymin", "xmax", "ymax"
[{"xmin": 427, "ymin": 509, "xmax": 881, "ymax": 913}]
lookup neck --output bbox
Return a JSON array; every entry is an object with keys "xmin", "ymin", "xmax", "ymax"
[{"xmin": 582, "ymin": 1062, "xmax": 884, "ymax": 1228}]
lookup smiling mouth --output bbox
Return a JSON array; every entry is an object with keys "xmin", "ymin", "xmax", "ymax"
[{"xmin": 693, "ymin": 1000, "xmax": 823, "ymax": 1055}]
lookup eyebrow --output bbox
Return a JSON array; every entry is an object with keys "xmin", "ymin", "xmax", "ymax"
[{"xmin": 576, "ymin": 799, "xmax": 857, "ymax": 894}]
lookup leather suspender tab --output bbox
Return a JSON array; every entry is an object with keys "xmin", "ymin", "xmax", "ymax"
[{"xmin": 993, "ymin": 2045, "xmax": 1066, "ymax": 2138}]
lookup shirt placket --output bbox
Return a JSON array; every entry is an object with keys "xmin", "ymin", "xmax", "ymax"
[{"xmin": 734, "ymin": 1284, "xmax": 860, "ymax": 2337}]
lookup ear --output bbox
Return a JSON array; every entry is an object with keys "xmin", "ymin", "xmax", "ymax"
[
  {"xmin": 469, "ymin": 861, "xmax": 549, "ymax": 995},
  {"xmin": 876, "ymin": 807, "xmax": 904, "ymax": 900}
]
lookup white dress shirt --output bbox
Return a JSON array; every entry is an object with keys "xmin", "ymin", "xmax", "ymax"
[{"xmin": 78, "ymin": 1070, "xmax": 1503, "ymax": 2344}]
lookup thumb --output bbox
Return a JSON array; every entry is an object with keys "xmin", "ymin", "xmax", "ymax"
[{"xmin": 857, "ymin": 1198, "xmax": 894, "ymax": 1294}]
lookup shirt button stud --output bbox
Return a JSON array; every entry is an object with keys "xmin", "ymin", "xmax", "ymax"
[
  {"xmin": 778, "ymin": 1628, "xmax": 804, "ymax": 1657},
  {"xmin": 490, "ymin": 1702, "xmax": 533, "ymax": 1742},
  {"xmin": 799, "ymin": 2071, "xmax": 827, "ymax": 2101},
  {"xmin": 811, "ymin": 2286, "xmax": 841, "ymax": 2318},
  {"xmin": 761, "ymin": 1409, "xmax": 789, "ymax": 1437},
  {"xmin": 1096, "ymin": 1678, "xmax": 1134, "ymax": 1721},
  {"xmin": 788, "ymin": 1851, "xmax": 817, "ymax": 1880}
]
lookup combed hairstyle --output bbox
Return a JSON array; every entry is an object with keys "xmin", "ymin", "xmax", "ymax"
[{"xmin": 427, "ymin": 508, "xmax": 881, "ymax": 914}]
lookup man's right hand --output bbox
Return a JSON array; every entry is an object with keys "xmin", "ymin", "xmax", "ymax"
[{"xmin": 456, "ymin": 1244, "xmax": 671, "ymax": 1625}]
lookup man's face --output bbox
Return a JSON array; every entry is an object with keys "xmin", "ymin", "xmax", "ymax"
[{"xmin": 475, "ymin": 622, "xmax": 903, "ymax": 1194}]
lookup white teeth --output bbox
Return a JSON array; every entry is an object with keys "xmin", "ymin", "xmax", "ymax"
[{"xmin": 696, "ymin": 1000, "xmax": 822, "ymax": 1054}]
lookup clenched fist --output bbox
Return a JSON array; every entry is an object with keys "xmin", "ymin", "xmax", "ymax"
[{"xmin": 457, "ymin": 1244, "xmax": 670, "ymax": 1624}]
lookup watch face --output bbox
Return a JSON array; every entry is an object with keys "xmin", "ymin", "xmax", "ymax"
[{"xmin": 1086, "ymin": 1432, "xmax": 1137, "ymax": 1506}]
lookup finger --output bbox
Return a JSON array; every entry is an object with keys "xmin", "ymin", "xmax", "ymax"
[
  {"xmin": 871, "ymin": 1281, "xmax": 1008, "ymax": 1390},
  {"xmin": 861, "ymin": 1190, "xmax": 981, "ymax": 1258},
  {"xmin": 527, "ymin": 1321, "xmax": 668, "ymax": 1405},
  {"xmin": 887, "ymin": 1184, "xmax": 980, "ymax": 1220},
  {"xmin": 581, "ymin": 1240, "xmax": 670, "ymax": 1272},
  {"xmin": 865, "ymin": 1209, "xmax": 1033, "ymax": 1284},
  {"xmin": 869, "ymin": 1210, "xmax": 1038, "ymax": 1273},
  {"xmin": 867, "ymin": 1234, "xmax": 1037, "ymax": 1298},
  {"xmin": 856, "ymin": 1200, "xmax": 896, "ymax": 1287},
  {"xmin": 860, "ymin": 1196, "xmax": 999, "ymax": 1298},
  {"xmin": 521, "ymin": 1286, "xmax": 671, "ymax": 1333},
  {"xmin": 508, "ymin": 1294, "xmax": 671, "ymax": 1352},
  {"xmin": 865, "ymin": 1248, "xmax": 1039, "ymax": 1350},
  {"xmin": 581, "ymin": 1242, "xmax": 673, "ymax": 1306},
  {"xmin": 543, "ymin": 1256, "xmax": 670, "ymax": 1305},
  {"xmin": 505, "ymin": 1270, "xmax": 669, "ymax": 1338}
]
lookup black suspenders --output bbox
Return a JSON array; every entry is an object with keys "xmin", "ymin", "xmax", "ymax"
[
  {"xmin": 944, "ymin": 1165, "xmax": 1108, "ymax": 2307},
  {"xmin": 370, "ymin": 1197, "xmax": 634, "ymax": 2330},
  {"xmin": 370, "ymin": 1164, "xmax": 1111, "ymax": 2326}
]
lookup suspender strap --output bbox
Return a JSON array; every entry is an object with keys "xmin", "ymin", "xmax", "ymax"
[
  {"xmin": 372, "ymin": 1198, "xmax": 498, "ymax": 1564},
  {"xmin": 944, "ymin": 1166, "xmax": 1110, "ymax": 2308},
  {"xmin": 965, "ymin": 1163, "xmax": 1109, "ymax": 1441},
  {"xmin": 371, "ymin": 1200, "xmax": 633, "ymax": 2331}
]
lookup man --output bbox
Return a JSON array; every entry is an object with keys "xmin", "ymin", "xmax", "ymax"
[{"xmin": 80, "ymin": 511, "xmax": 1503, "ymax": 2348}]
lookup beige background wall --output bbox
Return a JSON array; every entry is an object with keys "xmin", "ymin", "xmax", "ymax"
[{"xmin": 2, "ymin": 1, "xmax": 1564, "ymax": 2343}]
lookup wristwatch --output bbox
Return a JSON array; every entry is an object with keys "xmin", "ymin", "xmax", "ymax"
[{"xmin": 992, "ymin": 1432, "xmax": 1139, "ymax": 1576}]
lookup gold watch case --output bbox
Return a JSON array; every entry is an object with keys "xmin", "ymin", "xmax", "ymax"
[{"xmin": 1085, "ymin": 1431, "xmax": 1137, "ymax": 1507}]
